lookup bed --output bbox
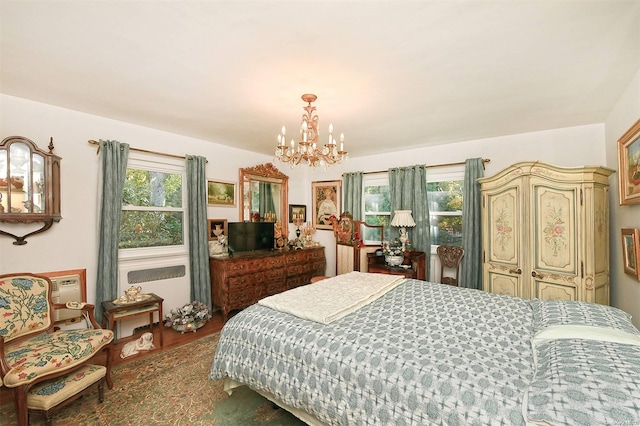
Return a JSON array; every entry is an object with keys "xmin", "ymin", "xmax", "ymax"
[{"xmin": 209, "ymin": 272, "xmax": 640, "ymax": 425}]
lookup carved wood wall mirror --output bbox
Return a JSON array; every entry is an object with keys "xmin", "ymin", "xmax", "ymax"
[
  {"xmin": 239, "ymin": 163, "xmax": 288, "ymax": 225},
  {"xmin": 0, "ymin": 136, "xmax": 62, "ymax": 245}
]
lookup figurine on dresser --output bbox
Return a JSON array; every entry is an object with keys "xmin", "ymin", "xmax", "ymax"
[{"xmin": 274, "ymin": 221, "xmax": 287, "ymax": 249}]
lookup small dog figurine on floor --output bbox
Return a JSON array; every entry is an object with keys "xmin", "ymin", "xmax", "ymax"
[{"xmin": 120, "ymin": 332, "xmax": 155, "ymax": 359}]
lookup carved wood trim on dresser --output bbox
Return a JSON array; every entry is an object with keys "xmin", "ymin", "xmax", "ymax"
[{"xmin": 210, "ymin": 246, "xmax": 326, "ymax": 322}]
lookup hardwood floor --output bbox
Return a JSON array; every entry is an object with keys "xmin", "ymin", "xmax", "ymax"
[
  {"xmin": 0, "ymin": 312, "xmax": 226, "ymax": 405},
  {"xmin": 105, "ymin": 310, "xmax": 225, "ymax": 367}
]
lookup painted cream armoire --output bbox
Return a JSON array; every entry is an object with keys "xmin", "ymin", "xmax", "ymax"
[{"xmin": 479, "ymin": 161, "xmax": 615, "ymax": 304}]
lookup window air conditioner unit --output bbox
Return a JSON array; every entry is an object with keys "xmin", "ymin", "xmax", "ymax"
[{"xmin": 50, "ymin": 274, "xmax": 83, "ymax": 323}]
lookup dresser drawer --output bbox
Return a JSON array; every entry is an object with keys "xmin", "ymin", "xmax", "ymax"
[
  {"xmin": 284, "ymin": 247, "xmax": 324, "ymax": 264},
  {"xmin": 287, "ymin": 263, "xmax": 313, "ymax": 276},
  {"xmin": 228, "ymin": 273, "xmax": 266, "ymax": 288},
  {"xmin": 266, "ymin": 280, "xmax": 286, "ymax": 295},
  {"xmin": 225, "ymin": 260, "xmax": 249, "ymax": 276},
  {"xmin": 286, "ymin": 274, "xmax": 311, "ymax": 289},
  {"xmin": 228, "ymin": 288, "xmax": 256, "ymax": 308},
  {"xmin": 284, "ymin": 250, "xmax": 307, "ymax": 264}
]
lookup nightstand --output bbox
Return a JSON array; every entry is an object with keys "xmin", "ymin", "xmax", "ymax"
[{"xmin": 367, "ymin": 251, "xmax": 426, "ymax": 280}]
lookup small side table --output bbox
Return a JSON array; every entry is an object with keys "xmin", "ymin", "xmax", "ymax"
[
  {"xmin": 101, "ymin": 293, "xmax": 164, "ymax": 348},
  {"xmin": 367, "ymin": 251, "xmax": 426, "ymax": 280}
]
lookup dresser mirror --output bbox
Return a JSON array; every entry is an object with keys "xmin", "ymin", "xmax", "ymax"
[
  {"xmin": 239, "ymin": 163, "xmax": 288, "ymax": 225},
  {"xmin": 0, "ymin": 136, "xmax": 62, "ymax": 245}
]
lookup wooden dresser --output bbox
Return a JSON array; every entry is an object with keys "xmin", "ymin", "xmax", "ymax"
[{"xmin": 210, "ymin": 246, "xmax": 326, "ymax": 322}]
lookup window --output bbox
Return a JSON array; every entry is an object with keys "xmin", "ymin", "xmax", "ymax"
[
  {"xmin": 361, "ymin": 167, "xmax": 465, "ymax": 247},
  {"xmin": 427, "ymin": 168, "xmax": 464, "ymax": 247},
  {"xmin": 119, "ymin": 155, "xmax": 186, "ymax": 251},
  {"xmin": 362, "ymin": 173, "xmax": 391, "ymax": 242}
]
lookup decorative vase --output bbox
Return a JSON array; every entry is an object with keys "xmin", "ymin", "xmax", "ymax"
[{"xmin": 385, "ymin": 255, "xmax": 404, "ymax": 266}]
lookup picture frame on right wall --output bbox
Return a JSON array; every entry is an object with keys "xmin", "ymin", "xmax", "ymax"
[
  {"xmin": 617, "ymin": 118, "xmax": 640, "ymax": 205},
  {"xmin": 621, "ymin": 228, "xmax": 640, "ymax": 280}
]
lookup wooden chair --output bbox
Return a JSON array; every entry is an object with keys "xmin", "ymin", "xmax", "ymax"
[
  {"xmin": 0, "ymin": 273, "xmax": 114, "ymax": 426},
  {"xmin": 437, "ymin": 245, "xmax": 464, "ymax": 286}
]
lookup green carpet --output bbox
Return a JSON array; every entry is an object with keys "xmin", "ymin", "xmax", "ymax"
[{"xmin": 0, "ymin": 333, "xmax": 305, "ymax": 425}]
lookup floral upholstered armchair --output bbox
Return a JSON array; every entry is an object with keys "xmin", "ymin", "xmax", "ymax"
[{"xmin": 0, "ymin": 273, "xmax": 114, "ymax": 426}]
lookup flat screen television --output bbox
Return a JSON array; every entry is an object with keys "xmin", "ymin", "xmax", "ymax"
[{"xmin": 227, "ymin": 222, "xmax": 274, "ymax": 253}]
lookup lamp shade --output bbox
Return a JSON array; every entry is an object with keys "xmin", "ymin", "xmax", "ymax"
[{"xmin": 390, "ymin": 210, "xmax": 416, "ymax": 227}]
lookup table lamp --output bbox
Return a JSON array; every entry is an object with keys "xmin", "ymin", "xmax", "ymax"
[{"xmin": 390, "ymin": 210, "xmax": 416, "ymax": 249}]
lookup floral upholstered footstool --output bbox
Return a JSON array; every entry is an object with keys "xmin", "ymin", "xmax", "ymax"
[{"xmin": 27, "ymin": 364, "xmax": 106, "ymax": 425}]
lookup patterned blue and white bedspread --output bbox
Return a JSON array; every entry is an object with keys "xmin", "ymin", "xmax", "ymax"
[
  {"xmin": 210, "ymin": 280, "xmax": 534, "ymax": 425},
  {"xmin": 209, "ymin": 280, "xmax": 640, "ymax": 425}
]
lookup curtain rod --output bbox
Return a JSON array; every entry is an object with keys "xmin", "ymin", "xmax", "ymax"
[
  {"xmin": 357, "ymin": 158, "xmax": 490, "ymax": 175},
  {"xmin": 88, "ymin": 140, "xmax": 207, "ymax": 162}
]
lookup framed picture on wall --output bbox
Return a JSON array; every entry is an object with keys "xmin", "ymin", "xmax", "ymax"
[
  {"xmin": 617, "ymin": 118, "xmax": 640, "ymax": 205},
  {"xmin": 311, "ymin": 180, "xmax": 341, "ymax": 230},
  {"xmin": 621, "ymin": 228, "xmax": 640, "ymax": 280},
  {"xmin": 208, "ymin": 219, "xmax": 228, "ymax": 241},
  {"xmin": 289, "ymin": 204, "xmax": 306, "ymax": 223},
  {"xmin": 207, "ymin": 180, "xmax": 236, "ymax": 206}
]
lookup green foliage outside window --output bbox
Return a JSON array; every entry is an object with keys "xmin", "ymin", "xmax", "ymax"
[
  {"xmin": 428, "ymin": 181, "xmax": 463, "ymax": 246},
  {"xmin": 123, "ymin": 170, "xmax": 182, "ymax": 207},
  {"xmin": 119, "ymin": 169, "xmax": 184, "ymax": 249},
  {"xmin": 363, "ymin": 185, "xmax": 392, "ymax": 241}
]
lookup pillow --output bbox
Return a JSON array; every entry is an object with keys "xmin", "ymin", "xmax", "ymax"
[
  {"xmin": 530, "ymin": 299, "xmax": 639, "ymax": 336},
  {"xmin": 524, "ymin": 338, "xmax": 640, "ymax": 426}
]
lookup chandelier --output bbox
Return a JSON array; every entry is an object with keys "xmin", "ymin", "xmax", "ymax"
[{"xmin": 275, "ymin": 94, "xmax": 348, "ymax": 168}]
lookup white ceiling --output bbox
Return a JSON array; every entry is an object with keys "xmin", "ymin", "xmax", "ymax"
[{"xmin": 1, "ymin": 1, "xmax": 639, "ymax": 158}]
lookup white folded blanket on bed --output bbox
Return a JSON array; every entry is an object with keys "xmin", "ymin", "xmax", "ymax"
[{"xmin": 258, "ymin": 271, "xmax": 405, "ymax": 324}]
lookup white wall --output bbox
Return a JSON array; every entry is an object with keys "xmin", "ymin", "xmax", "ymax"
[
  {"xmin": 2, "ymin": 91, "xmax": 637, "ymax": 329},
  {"xmin": 311, "ymin": 123, "xmax": 608, "ymax": 277},
  {"xmin": 605, "ymin": 68, "xmax": 640, "ymax": 328},
  {"xmin": 0, "ymin": 94, "xmax": 274, "ymax": 335}
]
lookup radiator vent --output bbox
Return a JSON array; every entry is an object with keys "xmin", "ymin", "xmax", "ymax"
[{"xmin": 127, "ymin": 265, "xmax": 186, "ymax": 284}]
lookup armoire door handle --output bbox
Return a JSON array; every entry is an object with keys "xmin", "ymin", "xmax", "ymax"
[
  {"xmin": 508, "ymin": 268, "xmax": 522, "ymax": 275},
  {"xmin": 531, "ymin": 270, "xmax": 545, "ymax": 279}
]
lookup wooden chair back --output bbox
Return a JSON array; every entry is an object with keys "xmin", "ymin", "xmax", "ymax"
[
  {"xmin": 437, "ymin": 245, "xmax": 464, "ymax": 286},
  {"xmin": 335, "ymin": 218, "xmax": 385, "ymax": 274}
]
